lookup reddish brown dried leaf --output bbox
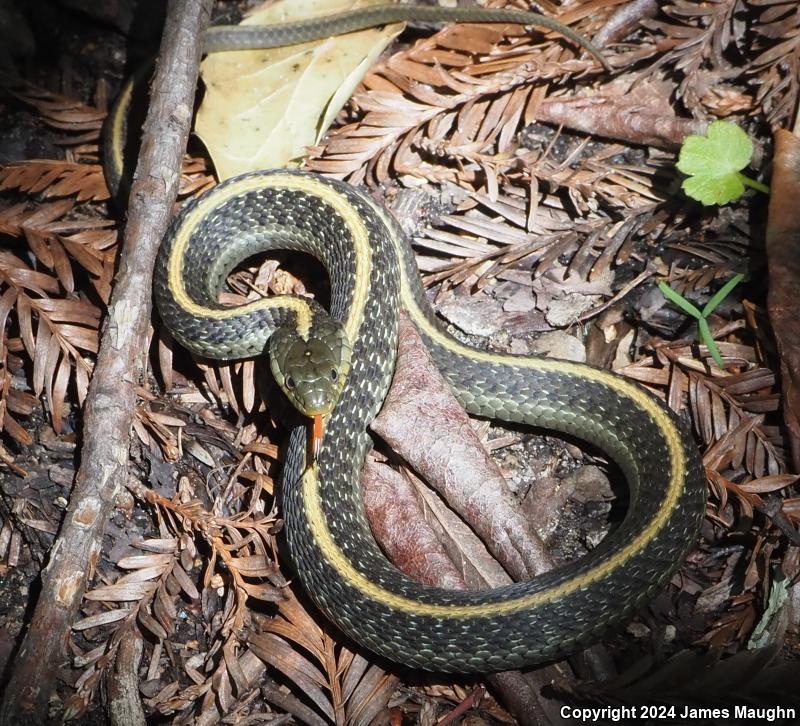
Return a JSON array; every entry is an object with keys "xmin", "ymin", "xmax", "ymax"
[
  {"xmin": 50, "ymin": 354, "xmax": 71, "ymax": 432},
  {"xmin": 247, "ymin": 631, "xmax": 333, "ymax": 720},
  {"xmin": 0, "ymin": 162, "xmax": 109, "ymax": 202},
  {"xmin": 1, "ymin": 408, "xmax": 33, "ymax": 446}
]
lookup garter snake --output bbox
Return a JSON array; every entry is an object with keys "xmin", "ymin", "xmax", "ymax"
[{"xmin": 113, "ymin": 6, "xmax": 706, "ymax": 672}]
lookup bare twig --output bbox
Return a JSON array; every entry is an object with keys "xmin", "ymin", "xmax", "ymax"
[
  {"xmin": 593, "ymin": 0, "xmax": 658, "ymax": 48},
  {"xmin": 107, "ymin": 632, "xmax": 146, "ymax": 726},
  {"xmin": 0, "ymin": 0, "xmax": 212, "ymax": 720},
  {"xmin": 766, "ymin": 129, "xmax": 800, "ymax": 473},
  {"xmin": 537, "ymin": 95, "xmax": 708, "ymax": 149}
]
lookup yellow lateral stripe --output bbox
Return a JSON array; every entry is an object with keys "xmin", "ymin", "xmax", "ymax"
[
  {"xmin": 167, "ymin": 171, "xmax": 688, "ymax": 618},
  {"xmin": 167, "ymin": 174, "xmax": 372, "ymax": 342},
  {"xmin": 300, "ymin": 210, "xmax": 687, "ymax": 618},
  {"xmin": 304, "ymin": 397, "xmax": 684, "ymax": 617},
  {"xmin": 108, "ymin": 77, "xmax": 133, "ymax": 182}
]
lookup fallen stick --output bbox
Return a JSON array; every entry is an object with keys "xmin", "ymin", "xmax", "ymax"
[{"xmin": 0, "ymin": 0, "xmax": 212, "ymax": 719}]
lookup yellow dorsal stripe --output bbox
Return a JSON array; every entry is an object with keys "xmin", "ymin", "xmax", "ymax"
[
  {"xmin": 300, "ymin": 203, "xmax": 687, "ymax": 617},
  {"xmin": 167, "ymin": 174, "xmax": 372, "ymax": 342},
  {"xmin": 168, "ymin": 170, "xmax": 688, "ymax": 618},
  {"xmin": 303, "ymin": 365, "xmax": 685, "ymax": 616}
]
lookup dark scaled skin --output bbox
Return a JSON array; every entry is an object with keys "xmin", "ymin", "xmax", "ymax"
[
  {"xmin": 109, "ymin": 0, "xmax": 698, "ymax": 675},
  {"xmin": 153, "ymin": 171, "xmax": 706, "ymax": 673}
]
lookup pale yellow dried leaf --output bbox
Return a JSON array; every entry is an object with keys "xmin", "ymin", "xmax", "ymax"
[
  {"xmin": 117, "ymin": 553, "xmax": 176, "ymax": 569},
  {"xmin": 134, "ymin": 538, "xmax": 179, "ymax": 553},
  {"xmin": 73, "ymin": 608, "xmax": 133, "ymax": 630},
  {"xmin": 195, "ymin": 0, "xmax": 403, "ymax": 178},
  {"xmin": 84, "ymin": 581, "xmax": 158, "ymax": 601}
]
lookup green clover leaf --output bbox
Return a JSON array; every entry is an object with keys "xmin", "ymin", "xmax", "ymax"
[{"xmin": 677, "ymin": 121, "xmax": 769, "ymax": 205}]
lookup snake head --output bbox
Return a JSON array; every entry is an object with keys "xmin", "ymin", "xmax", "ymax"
[{"xmin": 268, "ymin": 315, "xmax": 352, "ymax": 418}]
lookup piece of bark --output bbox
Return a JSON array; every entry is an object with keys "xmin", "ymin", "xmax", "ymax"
[
  {"xmin": 0, "ymin": 0, "xmax": 212, "ymax": 721},
  {"xmin": 107, "ymin": 631, "xmax": 145, "ymax": 726},
  {"xmin": 370, "ymin": 313, "xmax": 554, "ymax": 581},
  {"xmin": 363, "ymin": 460, "xmax": 469, "ymax": 590},
  {"xmin": 537, "ymin": 96, "xmax": 708, "ymax": 149},
  {"xmin": 766, "ymin": 129, "xmax": 800, "ymax": 473}
]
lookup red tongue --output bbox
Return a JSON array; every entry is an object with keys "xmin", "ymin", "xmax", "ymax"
[{"xmin": 311, "ymin": 414, "xmax": 324, "ymax": 460}]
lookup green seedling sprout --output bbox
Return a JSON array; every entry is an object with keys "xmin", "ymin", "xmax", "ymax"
[
  {"xmin": 677, "ymin": 121, "xmax": 769, "ymax": 205},
  {"xmin": 658, "ymin": 273, "xmax": 744, "ymax": 369}
]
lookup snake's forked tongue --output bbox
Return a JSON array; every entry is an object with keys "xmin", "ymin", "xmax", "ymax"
[{"xmin": 310, "ymin": 414, "xmax": 325, "ymax": 461}]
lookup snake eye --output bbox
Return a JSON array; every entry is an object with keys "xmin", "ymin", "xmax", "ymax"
[
  {"xmin": 330, "ymin": 369, "xmax": 338, "ymax": 381},
  {"xmin": 286, "ymin": 376, "xmax": 296, "ymax": 389}
]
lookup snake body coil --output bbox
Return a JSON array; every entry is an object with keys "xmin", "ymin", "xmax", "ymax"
[
  {"xmin": 154, "ymin": 171, "xmax": 705, "ymax": 671},
  {"xmin": 110, "ymin": 4, "xmax": 706, "ymax": 671}
]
